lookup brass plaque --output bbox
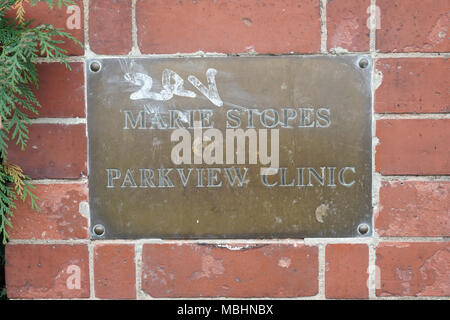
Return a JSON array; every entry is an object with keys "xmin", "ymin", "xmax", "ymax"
[{"xmin": 86, "ymin": 56, "xmax": 372, "ymax": 239}]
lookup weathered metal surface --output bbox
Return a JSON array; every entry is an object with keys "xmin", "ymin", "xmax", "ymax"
[{"xmin": 86, "ymin": 56, "xmax": 373, "ymax": 239}]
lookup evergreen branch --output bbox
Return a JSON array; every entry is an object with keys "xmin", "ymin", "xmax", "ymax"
[
  {"xmin": 0, "ymin": 170, "xmax": 17, "ymax": 245},
  {"xmin": 22, "ymin": 179, "xmax": 39, "ymax": 211},
  {"xmin": 3, "ymin": 162, "xmax": 26, "ymax": 197},
  {"xmin": 12, "ymin": 0, "xmax": 29, "ymax": 25},
  {"xmin": 0, "ymin": 0, "xmax": 79, "ymax": 244}
]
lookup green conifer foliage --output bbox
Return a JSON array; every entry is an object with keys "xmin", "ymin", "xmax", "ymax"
[{"xmin": 0, "ymin": 0, "xmax": 82, "ymax": 244}]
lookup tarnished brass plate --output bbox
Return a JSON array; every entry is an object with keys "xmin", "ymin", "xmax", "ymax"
[{"xmin": 86, "ymin": 56, "xmax": 372, "ymax": 239}]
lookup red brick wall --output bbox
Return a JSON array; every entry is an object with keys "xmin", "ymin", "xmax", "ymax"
[{"xmin": 4, "ymin": 0, "xmax": 449, "ymax": 299}]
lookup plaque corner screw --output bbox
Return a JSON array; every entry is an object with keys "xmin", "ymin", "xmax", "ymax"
[
  {"xmin": 93, "ymin": 224, "xmax": 105, "ymax": 237},
  {"xmin": 357, "ymin": 223, "xmax": 370, "ymax": 235},
  {"xmin": 89, "ymin": 61, "xmax": 101, "ymax": 73},
  {"xmin": 358, "ymin": 58, "xmax": 370, "ymax": 69}
]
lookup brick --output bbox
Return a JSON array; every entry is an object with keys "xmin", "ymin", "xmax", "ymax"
[
  {"xmin": 375, "ymin": 58, "xmax": 450, "ymax": 114},
  {"xmin": 32, "ymin": 63, "xmax": 85, "ymax": 118},
  {"xmin": 7, "ymin": 124, "xmax": 87, "ymax": 179},
  {"xmin": 376, "ymin": 181, "xmax": 450, "ymax": 237},
  {"xmin": 136, "ymin": 0, "xmax": 321, "ymax": 54},
  {"xmin": 376, "ymin": 119, "xmax": 450, "ymax": 175},
  {"xmin": 7, "ymin": 184, "xmax": 89, "ymax": 240},
  {"xmin": 12, "ymin": 0, "xmax": 84, "ymax": 55},
  {"xmin": 94, "ymin": 244, "xmax": 136, "ymax": 299},
  {"xmin": 325, "ymin": 244, "xmax": 369, "ymax": 299},
  {"xmin": 376, "ymin": 0, "xmax": 450, "ymax": 53},
  {"xmin": 5, "ymin": 244, "xmax": 90, "ymax": 299},
  {"xmin": 327, "ymin": 0, "xmax": 370, "ymax": 52},
  {"xmin": 141, "ymin": 244, "xmax": 318, "ymax": 298},
  {"xmin": 376, "ymin": 242, "xmax": 450, "ymax": 297},
  {"xmin": 89, "ymin": 0, "xmax": 132, "ymax": 54}
]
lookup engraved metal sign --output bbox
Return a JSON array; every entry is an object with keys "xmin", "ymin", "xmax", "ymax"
[{"xmin": 86, "ymin": 56, "xmax": 373, "ymax": 239}]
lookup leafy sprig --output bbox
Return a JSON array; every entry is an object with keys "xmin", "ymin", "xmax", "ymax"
[
  {"xmin": 0, "ymin": 0, "xmax": 81, "ymax": 244},
  {"xmin": 0, "ymin": 162, "xmax": 38, "ymax": 244}
]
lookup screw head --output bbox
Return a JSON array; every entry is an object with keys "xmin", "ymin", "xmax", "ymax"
[
  {"xmin": 358, "ymin": 58, "xmax": 369, "ymax": 69},
  {"xmin": 90, "ymin": 61, "xmax": 101, "ymax": 72},
  {"xmin": 358, "ymin": 223, "xmax": 370, "ymax": 235},
  {"xmin": 93, "ymin": 224, "xmax": 105, "ymax": 236}
]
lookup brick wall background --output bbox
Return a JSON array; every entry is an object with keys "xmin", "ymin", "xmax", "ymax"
[{"xmin": 4, "ymin": 0, "xmax": 449, "ymax": 299}]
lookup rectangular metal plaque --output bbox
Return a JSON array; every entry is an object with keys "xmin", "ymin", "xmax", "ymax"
[{"xmin": 87, "ymin": 56, "xmax": 372, "ymax": 239}]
